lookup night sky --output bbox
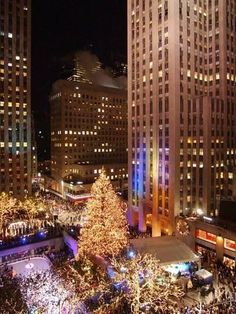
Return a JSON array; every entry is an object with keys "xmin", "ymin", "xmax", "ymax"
[{"xmin": 32, "ymin": 0, "xmax": 127, "ymax": 160}]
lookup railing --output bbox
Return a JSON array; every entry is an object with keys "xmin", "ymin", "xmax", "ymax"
[
  {"xmin": 0, "ymin": 226, "xmax": 62, "ymax": 251},
  {"xmin": 6, "ymin": 254, "xmax": 52, "ymax": 265}
]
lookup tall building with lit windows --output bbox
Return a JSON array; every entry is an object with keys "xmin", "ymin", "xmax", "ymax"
[
  {"xmin": 0, "ymin": 0, "xmax": 31, "ymax": 197},
  {"xmin": 50, "ymin": 79, "xmax": 127, "ymax": 197},
  {"xmin": 128, "ymin": 0, "xmax": 236, "ymax": 236}
]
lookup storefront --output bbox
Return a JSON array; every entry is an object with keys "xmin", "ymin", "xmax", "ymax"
[
  {"xmin": 224, "ymin": 238, "xmax": 236, "ymax": 252},
  {"xmin": 195, "ymin": 227, "xmax": 236, "ymax": 263},
  {"xmin": 196, "ymin": 229, "xmax": 216, "ymax": 245}
]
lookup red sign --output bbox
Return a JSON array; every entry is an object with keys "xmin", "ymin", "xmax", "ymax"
[
  {"xmin": 196, "ymin": 229, "xmax": 216, "ymax": 244},
  {"xmin": 224, "ymin": 238, "xmax": 236, "ymax": 252}
]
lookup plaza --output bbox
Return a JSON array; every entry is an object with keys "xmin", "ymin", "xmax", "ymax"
[
  {"xmin": 0, "ymin": 0, "xmax": 236, "ymax": 312},
  {"xmin": 1, "ymin": 242, "xmax": 236, "ymax": 313},
  {"xmin": 0, "ymin": 189, "xmax": 236, "ymax": 313}
]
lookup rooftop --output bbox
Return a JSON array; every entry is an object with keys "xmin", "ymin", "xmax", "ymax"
[{"xmin": 130, "ymin": 236, "xmax": 199, "ymax": 265}]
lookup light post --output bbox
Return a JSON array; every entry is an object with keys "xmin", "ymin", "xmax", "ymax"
[
  {"xmin": 61, "ymin": 180, "xmax": 65, "ymax": 199},
  {"xmin": 196, "ymin": 208, "xmax": 204, "ymax": 216}
]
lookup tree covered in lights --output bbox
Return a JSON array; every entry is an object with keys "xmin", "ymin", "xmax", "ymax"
[
  {"xmin": 0, "ymin": 193, "xmax": 18, "ymax": 234},
  {"xmin": 104, "ymin": 253, "xmax": 184, "ymax": 313},
  {"xmin": 0, "ymin": 192, "xmax": 50, "ymax": 238},
  {"xmin": 77, "ymin": 169, "xmax": 128, "ymax": 259}
]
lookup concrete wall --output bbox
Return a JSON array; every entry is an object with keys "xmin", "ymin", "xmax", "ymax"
[{"xmin": 63, "ymin": 231, "xmax": 78, "ymax": 257}]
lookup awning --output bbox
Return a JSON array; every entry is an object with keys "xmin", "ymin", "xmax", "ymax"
[{"xmin": 130, "ymin": 236, "xmax": 199, "ymax": 265}]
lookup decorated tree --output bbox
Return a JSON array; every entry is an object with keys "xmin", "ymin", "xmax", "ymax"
[
  {"xmin": 22, "ymin": 196, "xmax": 49, "ymax": 225},
  {"xmin": 55, "ymin": 261, "xmax": 110, "ymax": 312},
  {"xmin": 0, "ymin": 193, "xmax": 18, "ymax": 237},
  {"xmin": 107, "ymin": 253, "xmax": 184, "ymax": 313},
  {"xmin": 0, "ymin": 193, "xmax": 51, "ymax": 238},
  {"xmin": 77, "ymin": 169, "xmax": 128, "ymax": 259}
]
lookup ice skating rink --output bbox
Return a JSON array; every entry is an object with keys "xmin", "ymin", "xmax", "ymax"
[{"xmin": 9, "ymin": 256, "xmax": 51, "ymax": 276}]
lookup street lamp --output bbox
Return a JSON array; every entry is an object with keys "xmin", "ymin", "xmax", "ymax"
[
  {"xmin": 61, "ymin": 180, "xmax": 64, "ymax": 199},
  {"xmin": 196, "ymin": 208, "xmax": 204, "ymax": 216}
]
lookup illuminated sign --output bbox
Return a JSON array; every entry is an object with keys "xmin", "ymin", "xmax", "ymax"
[
  {"xmin": 196, "ymin": 229, "xmax": 216, "ymax": 244},
  {"xmin": 224, "ymin": 238, "xmax": 236, "ymax": 252}
]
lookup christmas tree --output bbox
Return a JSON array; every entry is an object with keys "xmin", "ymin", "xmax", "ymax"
[
  {"xmin": 77, "ymin": 169, "xmax": 128, "ymax": 259},
  {"xmin": 108, "ymin": 254, "xmax": 184, "ymax": 313}
]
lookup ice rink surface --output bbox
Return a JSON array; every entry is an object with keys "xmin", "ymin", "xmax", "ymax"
[{"xmin": 9, "ymin": 256, "xmax": 51, "ymax": 276}]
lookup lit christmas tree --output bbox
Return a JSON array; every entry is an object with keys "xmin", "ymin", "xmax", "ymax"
[{"xmin": 77, "ymin": 169, "xmax": 128, "ymax": 259}]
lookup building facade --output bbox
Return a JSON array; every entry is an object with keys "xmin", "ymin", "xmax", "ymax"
[
  {"xmin": 50, "ymin": 79, "xmax": 127, "ymax": 196},
  {"xmin": 176, "ymin": 216, "xmax": 236, "ymax": 267},
  {"xmin": 0, "ymin": 0, "xmax": 32, "ymax": 197},
  {"xmin": 128, "ymin": 0, "xmax": 236, "ymax": 235}
]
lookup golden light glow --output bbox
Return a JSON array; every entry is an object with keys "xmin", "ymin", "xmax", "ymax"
[
  {"xmin": 77, "ymin": 169, "xmax": 128, "ymax": 259},
  {"xmin": 107, "ymin": 254, "xmax": 184, "ymax": 313},
  {"xmin": 0, "ymin": 193, "xmax": 50, "ymax": 237}
]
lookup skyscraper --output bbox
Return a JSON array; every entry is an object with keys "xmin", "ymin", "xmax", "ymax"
[
  {"xmin": 128, "ymin": 0, "xmax": 236, "ymax": 236},
  {"xmin": 50, "ymin": 52, "xmax": 128, "ymax": 198},
  {"xmin": 0, "ymin": 0, "xmax": 31, "ymax": 197}
]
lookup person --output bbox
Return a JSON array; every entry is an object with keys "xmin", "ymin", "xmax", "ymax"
[{"xmin": 187, "ymin": 279, "xmax": 193, "ymax": 290}]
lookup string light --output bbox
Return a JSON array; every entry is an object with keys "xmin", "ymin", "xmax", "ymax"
[
  {"xmin": 176, "ymin": 219, "xmax": 190, "ymax": 236},
  {"xmin": 0, "ymin": 192, "xmax": 50, "ymax": 238},
  {"xmin": 97, "ymin": 253, "xmax": 184, "ymax": 313},
  {"xmin": 77, "ymin": 168, "xmax": 128, "ymax": 259}
]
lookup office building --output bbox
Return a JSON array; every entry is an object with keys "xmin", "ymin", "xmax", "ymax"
[
  {"xmin": 0, "ymin": 0, "xmax": 32, "ymax": 197},
  {"xmin": 128, "ymin": 0, "xmax": 236, "ymax": 235},
  {"xmin": 50, "ymin": 56, "xmax": 128, "ymax": 198}
]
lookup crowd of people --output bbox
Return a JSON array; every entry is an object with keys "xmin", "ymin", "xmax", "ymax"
[
  {"xmin": 46, "ymin": 248, "xmax": 74, "ymax": 266},
  {"xmin": 2, "ymin": 191, "xmax": 236, "ymax": 313},
  {"xmin": 177, "ymin": 249, "xmax": 236, "ymax": 313},
  {"xmin": 0, "ymin": 263, "xmax": 27, "ymax": 313},
  {"xmin": 39, "ymin": 191, "xmax": 86, "ymax": 227},
  {"xmin": 0, "ymin": 191, "xmax": 86, "ymax": 256},
  {"xmin": 178, "ymin": 297, "xmax": 236, "ymax": 313},
  {"xmin": 128, "ymin": 225, "xmax": 152, "ymax": 239},
  {"xmin": 19, "ymin": 268, "xmax": 77, "ymax": 313},
  {"xmin": 1, "ymin": 250, "xmax": 236, "ymax": 313},
  {"xmin": 148, "ymin": 248, "xmax": 236, "ymax": 313}
]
